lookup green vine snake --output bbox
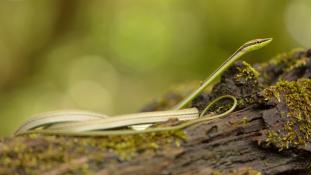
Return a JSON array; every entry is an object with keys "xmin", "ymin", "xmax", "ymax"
[{"xmin": 15, "ymin": 38, "xmax": 272, "ymax": 136}]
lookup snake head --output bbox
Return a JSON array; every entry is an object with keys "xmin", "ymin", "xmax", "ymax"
[{"xmin": 242, "ymin": 38, "xmax": 273, "ymax": 52}]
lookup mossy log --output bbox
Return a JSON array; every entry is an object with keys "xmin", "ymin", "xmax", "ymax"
[{"xmin": 0, "ymin": 49, "xmax": 311, "ymax": 175}]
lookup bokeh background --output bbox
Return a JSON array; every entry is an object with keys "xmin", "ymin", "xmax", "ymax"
[{"xmin": 0, "ymin": 0, "xmax": 310, "ymax": 136}]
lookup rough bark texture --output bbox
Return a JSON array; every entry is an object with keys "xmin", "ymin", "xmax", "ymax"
[{"xmin": 0, "ymin": 49, "xmax": 311, "ymax": 175}]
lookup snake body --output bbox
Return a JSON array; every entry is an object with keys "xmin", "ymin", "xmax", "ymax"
[
  {"xmin": 22, "ymin": 95, "xmax": 236, "ymax": 136},
  {"xmin": 15, "ymin": 38, "xmax": 272, "ymax": 136}
]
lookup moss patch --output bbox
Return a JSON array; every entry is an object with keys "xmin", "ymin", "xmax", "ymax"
[
  {"xmin": 0, "ymin": 130, "xmax": 186, "ymax": 174},
  {"xmin": 194, "ymin": 61, "xmax": 262, "ymax": 114},
  {"xmin": 199, "ymin": 167, "xmax": 262, "ymax": 175},
  {"xmin": 269, "ymin": 48, "xmax": 307, "ymax": 70},
  {"xmin": 235, "ymin": 61, "xmax": 260, "ymax": 82},
  {"xmin": 262, "ymin": 79, "xmax": 311, "ymax": 150},
  {"xmin": 256, "ymin": 48, "xmax": 310, "ymax": 85}
]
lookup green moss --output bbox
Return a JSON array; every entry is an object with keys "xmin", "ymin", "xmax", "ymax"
[
  {"xmin": 226, "ymin": 167, "xmax": 262, "ymax": 175},
  {"xmin": 202, "ymin": 167, "xmax": 262, "ymax": 175},
  {"xmin": 261, "ymin": 48, "xmax": 307, "ymax": 76},
  {"xmin": 263, "ymin": 79, "xmax": 311, "ymax": 150},
  {"xmin": 205, "ymin": 61, "xmax": 261, "ymax": 114},
  {"xmin": 234, "ymin": 61, "xmax": 261, "ymax": 109},
  {"xmin": 269, "ymin": 48, "xmax": 305, "ymax": 67},
  {"xmin": 235, "ymin": 61, "xmax": 260, "ymax": 82},
  {"xmin": 0, "ymin": 130, "xmax": 187, "ymax": 174},
  {"xmin": 240, "ymin": 117, "xmax": 249, "ymax": 125}
]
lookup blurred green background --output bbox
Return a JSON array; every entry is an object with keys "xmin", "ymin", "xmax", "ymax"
[{"xmin": 0, "ymin": 0, "xmax": 310, "ymax": 136}]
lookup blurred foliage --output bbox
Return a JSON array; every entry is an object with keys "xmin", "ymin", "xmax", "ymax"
[{"xmin": 0, "ymin": 0, "xmax": 309, "ymax": 135}]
